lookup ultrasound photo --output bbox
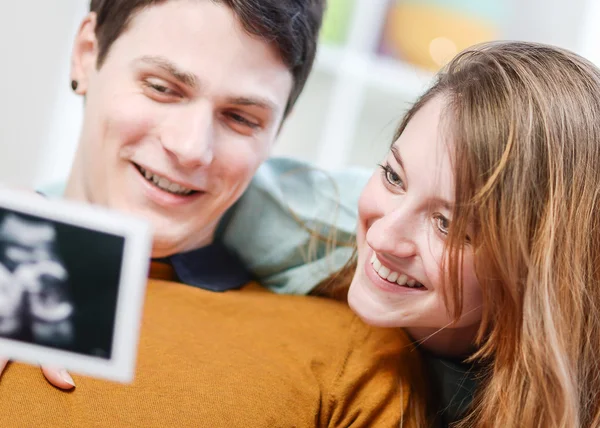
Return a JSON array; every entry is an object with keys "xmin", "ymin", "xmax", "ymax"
[
  {"xmin": 0, "ymin": 190, "xmax": 151, "ymax": 382},
  {"xmin": 0, "ymin": 210, "xmax": 124, "ymax": 359}
]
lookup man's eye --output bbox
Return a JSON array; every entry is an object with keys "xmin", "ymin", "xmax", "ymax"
[
  {"xmin": 142, "ymin": 80, "xmax": 179, "ymax": 99},
  {"xmin": 226, "ymin": 112, "xmax": 260, "ymax": 129},
  {"xmin": 379, "ymin": 164, "xmax": 404, "ymax": 188}
]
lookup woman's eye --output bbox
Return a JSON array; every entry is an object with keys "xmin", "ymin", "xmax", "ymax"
[
  {"xmin": 379, "ymin": 164, "xmax": 404, "ymax": 188},
  {"xmin": 433, "ymin": 214, "xmax": 450, "ymax": 236}
]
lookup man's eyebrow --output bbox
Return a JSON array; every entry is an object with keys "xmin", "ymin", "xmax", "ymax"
[
  {"xmin": 135, "ymin": 56, "xmax": 279, "ymax": 114},
  {"xmin": 137, "ymin": 55, "xmax": 198, "ymax": 89},
  {"xmin": 226, "ymin": 96, "xmax": 278, "ymax": 114}
]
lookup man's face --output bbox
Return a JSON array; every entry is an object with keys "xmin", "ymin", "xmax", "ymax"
[{"xmin": 69, "ymin": 0, "xmax": 293, "ymax": 257}]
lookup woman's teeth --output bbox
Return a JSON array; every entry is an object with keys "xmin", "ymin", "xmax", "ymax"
[
  {"xmin": 137, "ymin": 166, "xmax": 195, "ymax": 196},
  {"xmin": 370, "ymin": 254, "xmax": 424, "ymax": 289}
]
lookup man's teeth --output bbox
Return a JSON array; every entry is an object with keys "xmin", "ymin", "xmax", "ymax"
[
  {"xmin": 370, "ymin": 254, "xmax": 424, "ymax": 288},
  {"xmin": 139, "ymin": 167, "xmax": 194, "ymax": 195}
]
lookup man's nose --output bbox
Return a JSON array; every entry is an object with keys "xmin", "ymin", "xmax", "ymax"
[{"xmin": 161, "ymin": 102, "xmax": 214, "ymax": 168}]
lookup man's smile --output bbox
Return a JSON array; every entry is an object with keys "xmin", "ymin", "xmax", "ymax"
[{"xmin": 133, "ymin": 163, "xmax": 200, "ymax": 196}]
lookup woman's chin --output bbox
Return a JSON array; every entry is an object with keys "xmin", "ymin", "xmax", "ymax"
[{"xmin": 348, "ymin": 281, "xmax": 400, "ymax": 328}]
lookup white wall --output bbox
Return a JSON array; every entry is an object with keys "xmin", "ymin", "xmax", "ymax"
[
  {"xmin": 504, "ymin": 0, "xmax": 587, "ymax": 50},
  {"xmin": 0, "ymin": 1, "xmax": 86, "ymax": 188}
]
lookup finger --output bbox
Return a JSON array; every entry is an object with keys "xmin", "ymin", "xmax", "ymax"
[
  {"xmin": 41, "ymin": 366, "xmax": 75, "ymax": 390},
  {"xmin": 0, "ymin": 358, "xmax": 8, "ymax": 378}
]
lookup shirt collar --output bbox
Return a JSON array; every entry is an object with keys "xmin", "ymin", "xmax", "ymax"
[{"xmin": 164, "ymin": 241, "xmax": 253, "ymax": 292}]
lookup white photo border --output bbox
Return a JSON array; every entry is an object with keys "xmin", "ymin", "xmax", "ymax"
[{"xmin": 0, "ymin": 188, "xmax": 152, "ymax": 383}]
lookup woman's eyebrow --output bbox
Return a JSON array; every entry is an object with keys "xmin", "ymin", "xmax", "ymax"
[
  {"xmin": 430, "ymin": 197, "xmax": 454, "ymax": 211},
  {"xmin": 390, "ymin": 144, "xmax": 404, "ymax": 171},
  {"xmin": 390, "ymin": 144, "xmax": 409, "ymax": 187}
]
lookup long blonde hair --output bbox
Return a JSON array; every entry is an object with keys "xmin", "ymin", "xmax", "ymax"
[{"xmin": 314, "ymin": 41, "xmax": 600, "ymax": 427}]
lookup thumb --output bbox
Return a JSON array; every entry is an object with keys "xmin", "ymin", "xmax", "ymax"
[
  {"xmin": 0, "ymin": 358, "xmax": 8, "ymax": 378},
  {"xmin": 41, "ymin": 366, "xmax": 75, "ymax": 390}
]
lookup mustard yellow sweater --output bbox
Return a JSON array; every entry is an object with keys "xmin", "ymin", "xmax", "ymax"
[{"xmin": 0, "ymin": 264, "xmax": 424, "ymax": 427}]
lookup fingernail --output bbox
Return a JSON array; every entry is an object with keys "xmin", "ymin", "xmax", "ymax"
[{"xmin": 60, "ymin": 369, "xmax": 75, "ymax": 387}]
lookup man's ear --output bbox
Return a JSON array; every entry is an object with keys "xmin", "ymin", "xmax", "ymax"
[{"xmin": 70, "ymin": 13, "xmax": 99, "ymax": 95}]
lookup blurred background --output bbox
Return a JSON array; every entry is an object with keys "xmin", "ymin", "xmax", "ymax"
[{"xmin": 1, "ymin": 0, "xmax": 599, "ymax": 187}]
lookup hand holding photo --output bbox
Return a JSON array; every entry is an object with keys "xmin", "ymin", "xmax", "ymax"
[{"xmin": 0, "ymin": 189, "xmax": 151, "ymax": 383}]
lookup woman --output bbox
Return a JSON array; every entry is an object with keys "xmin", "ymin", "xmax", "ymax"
[{"xmin": 313, "ymin": 40, "xmax": 600, "ymax": 427}]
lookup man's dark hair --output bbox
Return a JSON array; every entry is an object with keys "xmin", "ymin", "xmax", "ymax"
[{"xmin": 89, "ymin": 0, "xmax": 325, "ymax": 116}]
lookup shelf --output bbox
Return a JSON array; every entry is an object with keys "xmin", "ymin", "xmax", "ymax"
[
  {"xmin": 316, "ymin": 44, "xmax": 434, "ymax": 98},
  {"xmin": 366, "ymin": 53, "xmax": 434, "ymax": 99},
  {"xmin": 274, "ymin": 71, "xmax": 337, "ymax": 162},
  {"xmin": 314, "ymin": 44, "xmax": 346, "ymax": 75},
  {"xmin": 346, "ymin": 83, "xmax": 414, "ymax": 168}
]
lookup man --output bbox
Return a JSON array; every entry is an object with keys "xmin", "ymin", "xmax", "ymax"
[
  {"xmin": 13, "ymin": 0, "xmax": 318, "ymax": 387},
  {"xmin": 0, "ymin": 1, "xmax": 425, "ymax": 426}
]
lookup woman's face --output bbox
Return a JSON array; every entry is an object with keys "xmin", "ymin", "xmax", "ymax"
[{"xmin": 348, "ymin": 97, "xmax": 483, "ymax": 343}]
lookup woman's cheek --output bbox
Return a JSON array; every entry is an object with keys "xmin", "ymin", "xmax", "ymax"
[{"xmin": 358, "ymin": 175, "xmax": 386, "ymax": 223}]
